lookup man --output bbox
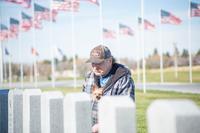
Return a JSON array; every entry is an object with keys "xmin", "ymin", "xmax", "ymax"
[{"xmin": 83, "ymin": 45, "xmax": 135, "ymax": 133}]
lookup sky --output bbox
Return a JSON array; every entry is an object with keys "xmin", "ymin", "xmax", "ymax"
[{"xmin": 0, "ymin": 0, "xmax": 200, "ymax": 64}]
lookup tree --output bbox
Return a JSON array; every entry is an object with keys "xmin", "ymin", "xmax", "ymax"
[
  {"xmin": 153, "ymin": 48, "xmax": 158, "ymax": 56},
  {"xmin": 62, "ymin": 55, "xmax": 67, "ymax": 62},
  {"xmin": 196, "ymin": 49, "xmax": 200, "ymax": 56},
  {"xmin": 181, "ymin": 49, "xmax": 189, "ymax": 58},
  {"xmin": 164, "ymin": 52, "xmax": 170, "ymax": 57}
]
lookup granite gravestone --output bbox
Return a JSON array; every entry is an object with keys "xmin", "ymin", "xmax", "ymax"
[
  {"xmin": 0, "ymin": 89, "xmax": 9, "ymax": 133},
  {"xmin": 41, "ymin": 91, "xmax": 64, "ymax": 133},
  {"xmin": 8, "ymin": 89, "xmax": 23, "ymax": 133},
  {"xmin": 98, "ymin": 96, "xmax": 136, "ymax": 133},
  {"xmin": 23, "ymin": 89, "xmax": 41, "ymax": 133},
  {"xmin": 147, "ymin": 99, "xmax": 200, "ymax": 133},
  {"xmin": 64, "ymin": 93, "xmax": 91, "ymax": 133}
]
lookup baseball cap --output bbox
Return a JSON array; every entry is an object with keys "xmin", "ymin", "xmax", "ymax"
[{"xmin": 86, "ymin": 45, "xmax": 112, "ymax": 63}]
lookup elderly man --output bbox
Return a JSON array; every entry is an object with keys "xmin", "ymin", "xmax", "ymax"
[{"xmin": 83, "ymin": 45, "xmax": 135, "ymax": 133}]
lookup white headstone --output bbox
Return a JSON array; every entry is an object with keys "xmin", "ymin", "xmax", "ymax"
[
  {"xmin": 98, "ymin": 96, "xmax": 136, "ymax": 133},
  {"xmin": 8, "ymin": 89, "xmax": 23, "ymax": 133},
  {"xmin": 23, "ymin": 89, "xmax": 41, "ymax": 133},
  {"xmin": 64, "ymin": 92, "xmax": 91, "ymax": 133},
  {"xmin": 147, "ymin": 99, "xmax": 200, "ymax": 133},
  {"xmin": 41, "ymin": 91, "xmax": 64, "ymax": 133}
]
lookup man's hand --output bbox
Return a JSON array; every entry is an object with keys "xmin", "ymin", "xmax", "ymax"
[{"xmin": 92, "ymin": 123, "xmax": 99, "ymax": 133}]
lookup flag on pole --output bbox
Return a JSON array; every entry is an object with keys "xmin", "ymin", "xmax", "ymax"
[
  {"xmin": 52, "ymin": 0, "xmax": 80, "ymax": 12},
  {"xmin": 119, "ymin": 23, "xmax": 134, "ymax": 36},
  {"xmin": 103, "ymin": 28, "xmax": 116, "ymax": 39},
  {"xmin": 191, "ymin": 2, "xmax": 200, "ymax": 17},
  {"xmin": 85, "ymin": 0, "xmax": 99, "ymax": 6},
  {"xmin": 57, "ymin": 48, "xmax": 64, "ymax": 56},
  {"xmin": 144, "ymin": 19, "xmax": 155, "ymax": 30},
  {"xmin": 5, "ymin": 48, "xmax": 10, "ymax": 56},
  {"xmin": 138, "ymin": 17, "xmax": 156, "ymax": 30},
  {"xmin": 161, "ymin": 9, "xmax": 182, "ymax": 25},
  {"xmin": 31, "ymin": 47, "xmax": 39, "ymax": 56},
  {"xmin": 10, "ymin": 18, "xmax": 19, "ymax": 38},
  {"xmin": 21, "ymin": 12, "xmax": 32, "ymax": 31},
  {"xmin": 34, "ymin": 3, "xmax": 58, "ymax": 22},
  {"xmin": 5, "ymin": 0, "xmax": 31, "ymax": 8},
  {"xmin": 0, "ymin": 24, "xmax": 8, "ymax": 41},
  {"xmin": 34, "ymin": 3, "xmax": 51, "ymax": 21}
]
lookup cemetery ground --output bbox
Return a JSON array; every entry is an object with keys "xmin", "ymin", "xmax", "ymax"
[
  {"xmin": 42, "ymin": 87, "xmax": 200, "ymax": 133},
  {"xmin": 132, "ymin": 66, "xmax": 200, "ymax": 83}
]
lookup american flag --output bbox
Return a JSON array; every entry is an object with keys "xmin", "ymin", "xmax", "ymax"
[
  {"xmin": 119, "ymin": 23, "xmax": 134, "ymax": 36},
  {"xmin": 34, "ymin": 3, "xmax": 50, "ymax": 22},
  {"xmin": 10, "ymin": 18, "xmax": 19, "ymax": 38},
  {"xmin": 31, "ymin": 47, "xmax": 39, "ymax": 56},
  {"xmin": 144, "ymin": 19, "xmax": 155, "ymax": 30},
  {"xmin": 34, "ymin": 3, "xmax": 58, "ymax": 22},
  {"xmin": 0, "ymin": 24, "xmax": 8, "ymax": 41},
  {"xmin": 85, "ymin": 0, "xmax": 99, "ymax": 6},
  {"xmin": 161, "ymin": 9, "xmax": 182, "ymax": 25},
  {"xmin": 57, "ymin": 48, "xmax": 64, "ymax": 56},
  {"xmin": 52, "ymin": 0, "xmax": 80, "ymax": 12},
  {"xmin": 5, "ymin": 0, "xmax": 31, "ymax": 8},
  {"xmin": 21, "ymin": 12, "xmax": 32, "ymax": 31},
  {"xmin": 191, "ymin": 2, "xmax": 200, "ymax": 17},
  {"xmin": 103, "ymin": 28, "xmax": 116, "ymax": 39}
]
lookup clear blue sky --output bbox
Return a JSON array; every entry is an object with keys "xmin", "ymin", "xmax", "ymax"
[{"xmin": 0, "ymin": 0, "xmax": 200, "ymax": 64}]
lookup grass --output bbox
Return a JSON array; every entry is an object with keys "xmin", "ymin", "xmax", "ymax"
[
  {"xmin": 41, "ymin": 87, "xmax": 200, "ymax": 133},
  {"xmin": 133, "ymin": 66, "xmax": 200, "ymax": 83}
]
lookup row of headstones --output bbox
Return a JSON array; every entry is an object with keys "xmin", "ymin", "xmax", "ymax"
[{"xmin": 0, "ymin": 89, "xmax": 200, "ymax": 133}]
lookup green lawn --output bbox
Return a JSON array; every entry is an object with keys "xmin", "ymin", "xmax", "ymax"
[
  {"xmin": 41, "ymin": 87, "xmax": 200, "ymax": 133},
  {"xmin": 133, "ymin": 66, "xmax": 200, "ymax": 83}
]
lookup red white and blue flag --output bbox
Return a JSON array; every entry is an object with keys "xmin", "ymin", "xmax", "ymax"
[
  {"xmin": 10, "ymin": 18, "xmax": 19, "ymax": 38},
  {"xmin": 34, "ymin": 3, "xmax": 58, "ymax": 22},
  {"xmin": 85, "ymin": 0, "xmax": 99, "ymax": 6},
  {"xmin": 21, "ymin": 12, "xmax": 32, "ymax": 31},
  {"xmin": 52, "ymin": 0, "xmax": 80, "ymax": 12},
  {"xmin": 138, "ymin": 17, "xmax": 155, "ymax": 30},
  {"xmin": 5, "ymin": 0, "xmax": 31, "ymax": 8},
  {"xmin": 0, "ymin": 24, "xmax": 8, "ymax": 41},
  {"xmin": 144, "ymin": 19, "xmax": 155, "ymax": 30},
  {"xmin": 191, "ymin": 2, "xmax": 200, "ymax": 17},
  {"xmin": 34, "ymin": 3, "xmax": 50, "ymax": 21},
  {"xmin": 103, "ymin": 28, "xmax": 116, "ymax": 39},
  {"xmin": 161, "ymin": 9, "xmax": 182, "ymax": 25},
  {"xmin": 119, "ymin": 23, "xmax": 134, "ymax": 36}
]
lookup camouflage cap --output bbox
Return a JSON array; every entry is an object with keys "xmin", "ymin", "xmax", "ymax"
[{"xmin": 86, "ymin": 45, "xmax": 112, "ymax": 63}]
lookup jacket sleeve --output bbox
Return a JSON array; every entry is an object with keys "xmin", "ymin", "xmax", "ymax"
[{"xmin": 114, "ymin": 74, "xmax": 135, "ymax": 101}]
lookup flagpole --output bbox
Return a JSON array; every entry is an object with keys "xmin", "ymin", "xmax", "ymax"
[
  {"xmin": 188, "ymin": 0, "xmax": 192, "ymax": 83},
  {"xmin": 50, "ymin": 0, "xmax": 55, "ymax": 88},
  {"xmin": 173, "ymin": 43, "xmax": 178, "ymax": 78},
  {"xmin": 71, "ymin": 0, "xmax": 77, "ymax": 88},
  {"xmin": 0, "ymin": 39, "xmax": 3, "ymax": 84},
  {"xmin": 51, "ymin": 46, "xmax": 55, "ymax": 88},
  {"xmin": 136, "ymin": 26, "xmax": 141, "ymax": 83},
  {"xmin": 8, "ymin": 54, "xmax": 12, "ymax": 88},
  {"xmin": 141, "ymin": 0, "xmax": 146, "ymax": 93},
  {"xmin": 0, "ymin": 6, "xmax": 3, "ymax": 84},
  {"xmin": 159, "ymin": 9, "xmax": 164, "ymax": 83},
  {"xmin": 19, "ymin": 13, "xmax": 24, "ymax": 88},
  {"xmin": 32, "ymin": 3, "xmax": 38, "ymax": 88},
  {"xmin": 99, "ymin": 0, "xmax": 103, "ymax": 43},
  {"xmin": 117, "ymin": 22, "xmax": 121, "ymax": 63}
]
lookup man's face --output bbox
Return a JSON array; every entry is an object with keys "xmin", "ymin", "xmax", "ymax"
[{"xmin": 91, "ymin": 59, "xmax": 112, "ymax": 76}]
